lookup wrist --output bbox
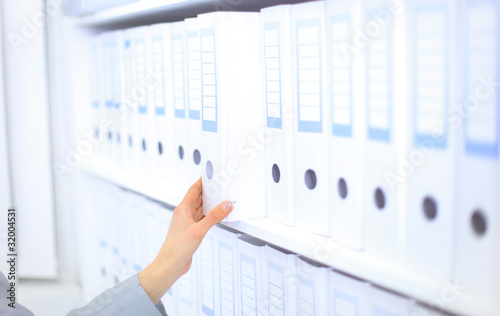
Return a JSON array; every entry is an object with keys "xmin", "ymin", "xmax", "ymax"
[{"xmin": 138, "ymin": 258, "xmax": 176, "ymax": 305}]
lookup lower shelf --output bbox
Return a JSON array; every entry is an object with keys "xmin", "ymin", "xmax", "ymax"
[{"xmin": 79, "ymin": 162, "xmax": 498, "ymax": 316}]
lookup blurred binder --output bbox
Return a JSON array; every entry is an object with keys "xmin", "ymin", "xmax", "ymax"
[
  {"xmin": 185, "ymin": 17, "xmax": 203, "ymax": 185},
  {"xmin": 88, "ymin": 36, "xmax": 105, "ymax": 164},
  {"xmin": 170, "ymin": 21, "xmax": 190, "ymax": 190},
  {"xmin": 361, "ymin": 0, "xmax": 405, "ymax": 262},
  {"xmin": 367, "ymin": 285, "xmax": 413, "ymax": 316},
  {"xmin": 263, "ymin": 245, "xmax": 297, "ymax": 315},
  {"xmin": 329, "ymin": 270, "xmax": 369, "ymax": 316},
  {"xmin": 260, "ymin": 5, "xmax": 295, "ymax": 227},
  {"xmin": 132, "ymin": 26, "xmax": 156, "ymax": 177},
  {"xmin": 121, "ymin": 29, "xmax": 139, "ymax": 174},
  {"xmin": 456, "ymin": 0, "xmax": 500, "ymax": 304},
  {"xmin": 326, "ymin": 0, "xmax": 365, "ymax": 249},
  {"xmin": 214, "ymin": 227, "xmax": 241, "ymax": 315},
  {"xmin": 296, "ymin": 257, "xmax": 329, "ymax": 315},
  {"xmin": 150, "ymin": 24, "xmax": 175, "ymax": 186},
  {"xmin": 237, "ymin": 236, "xmax": 266, "ymax": 316},
  {"xmin": 404, "ymin": 0, "xmax": 457, "ymax": 280},
  {"xmin": 291, "ymin": 1, "xmax": 330, "ymax": 236}
]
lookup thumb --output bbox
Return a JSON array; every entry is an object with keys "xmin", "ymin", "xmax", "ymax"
[{"xmin": 196, "ymin": 200, "xmax": 234, "ymax": 234}]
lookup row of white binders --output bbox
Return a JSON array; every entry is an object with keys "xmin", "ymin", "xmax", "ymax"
[
  {"xmin": 84, "ymin": 0, "xmax": 500, "ymax": 305},
  {"xmin": 75, "ymin": 176, "xmax": 451, "ymax": 316}
]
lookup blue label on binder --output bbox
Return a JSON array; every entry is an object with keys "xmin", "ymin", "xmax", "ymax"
[
  {"xmin": 135, "ymin": 38, "xmax": 148, "ymax": 114},
  {"xmin": 187, "ymin": 30, "xmax": 202, "ymax": 121},
  {"xmin": 239, "ymin": 253, "xmax": 257, "ymax": 314},
  {"xmin": 268, "ymin": 261, "xmax": 285, "ymax": 314},
  {"xmin": 296, "ymin": 19, "xmax": 323, "ymax": 134},
  {"xmin": 264, "ymin": 22, "xmax": 283, "ymax": 130},
  {"xmin": 330, "ymin": 14, "xmax": 353, "ymax": 137},
  {"xmin": 463, "ymin": 0, "xmax": 500, "ymax": 158},
  {"xmin": 152, "ymin": 36, "xmax": 166, "ymax": 116},
  {"xmin": 172, "ymin": 33, "xmax": 186, "ymax": 119},
  {"xmin": 333, "ymin": 290, "xmax": 358, "ymax": 316},
  {"xmin": 201, "ymin": 28, "xmax": 218, "ymax": 133},
  {"xmin": 218, "ymin": 241, "xmax": 235, "ymax": 314},
  {"xmin": 366, "ymin": 8, "xmax": 393, "ymax": 142},
  {"xmin": 298, "ymin": 276, "xmax": 315, "ymax": 316},
  {"xmin": 412, "ymin": 4, "xmax": 449, "ymax": 149}
]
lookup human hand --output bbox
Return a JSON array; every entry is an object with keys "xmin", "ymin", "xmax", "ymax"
[{"xmin": 138, "ymin": 178, "xmax": 234, "ymax": 304}]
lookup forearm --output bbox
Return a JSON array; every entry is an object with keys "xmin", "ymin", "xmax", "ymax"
[{"xmin": 138, "ymin": 259, "xmax": 177, "ymax": 305}]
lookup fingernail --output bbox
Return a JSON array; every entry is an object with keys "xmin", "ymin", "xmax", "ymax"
[{"xmin": 223, "ymin": 201, "xmax": 234, "ymax": 212}]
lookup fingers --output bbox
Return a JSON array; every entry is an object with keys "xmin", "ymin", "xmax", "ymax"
[
  {"xmin": 182, "ymin": 177, "xmax": 202, "ymax": 205},
  {"xmin": 195, "ymin": 201, "xmax": 234, "ymax": 234}
]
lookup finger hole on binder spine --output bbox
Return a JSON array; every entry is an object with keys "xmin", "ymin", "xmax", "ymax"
[
  {"xmin": 338, "ymin": 178, "xmax": 348, "ymax": 199},
  {"xmin": 128, "ymin": 135, "xmax": 133, "ymax": 148},
  {"xmin": 272, "ymin": 164, "xmax": 281, "ymax": 183},
  {"xmin": 193, "ymin": 149, "xmax": 201, "ymax": 165},
  {"xmin": 107, "ymin": 131, "xmax": 113, "ymax": 141},
  {"xmin": 422, "ymin": 196, "xmax": 437, "ymax": 221},
  {"xmin": 178, "ymin": 146, "xmax": 184, "ymax": 160},
  {"xmin": 374, "ymin": 188, "xmax": 386, "ymax": 210},
  {"xmin": 304, "ymin": 169, "xmax": 317, "ymax": 190},
  {"xmin": 94, "ymin": 127, "xmax": 99, "ymax": 139},
  {"xmin": 141, "ymin": 139, "xmax": 147, "ymax": 152},
  {"xmin": 471, "ymin": 210, "xmax": 487, "ymax": 237},
  {"xmin": 206, "ymin": 160, "xmax": 214, "ymax": 180},
  {"xmin": 158, "ymin": 142, "xmax": 163, "ymax": 155},
  {"xmin": 116, "ymin": 133, "xmax": 121, "ymax": 144}
]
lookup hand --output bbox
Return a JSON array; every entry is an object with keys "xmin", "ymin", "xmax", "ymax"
[{"xmin": 138, "ymin": 178, "xmax": 234, "ymax": 305}]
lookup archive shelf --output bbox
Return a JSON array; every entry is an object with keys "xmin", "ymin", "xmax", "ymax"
[
  {"xmin": 80, "ymin": 163, "xmax": 498, "ymax": 316},
  {"xmin": 72, "ymin": 0, "xmax": 304, "ymax": 29}
]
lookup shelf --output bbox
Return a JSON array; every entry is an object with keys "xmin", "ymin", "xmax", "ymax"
[
  {"xmin": 80, "ymin": 162, "xmax": 498, "ymax": 316},
  {"xmin": 71, "ymin": 0, "xmax": 305, "ymax": 29}
]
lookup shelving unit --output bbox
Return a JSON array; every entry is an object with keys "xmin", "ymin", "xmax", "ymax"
[
  {"xmin": 72, "ymin": 0, "xmax": 304, "ymax": 29},
  {"xmin": 80, "ymin": 164, "xmax": 495, "ymax": 316},
  {"xmin": 53, "ymin": 0, "xmax": 500, "ymax": 315}
]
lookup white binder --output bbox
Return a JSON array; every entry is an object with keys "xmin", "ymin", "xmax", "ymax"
[
  {"xmin": 177, "ymin": 249, "xmax": 200, "ymax": 315},
  {"xmin": 128, "ymin": 193, "xmax": 147, "ymax": 273},
  {"xmin": 214, "ymin": 227, "xmax": 241, "ymax": 316},
  {"xmin": 170, "ymin": 21, "xmax": 191, "ymax": 190},
  {"xmin": 263, "ymin": 245, "xmax": 297, "ymax": 315},
  {"xmin": 99, "ymin": 32, "xmax": 116, "ymax": 166},
  {"xmin": 362, "ymin": 0, "xmax": 406, "ymax": 262},
  {"xmin": 329, "ymin": 270, "xmax": 369, "ymax": 316},
  {"xmin": 296, "ymin": 257, "xmax": 329, "ymax": 315},
  {"xmin": 260, "ymin": 5, "xmax": 295, "ymax": 227},
  {"xmin": 404, "ymin": 0, "xmax": 457, "ymax": 280},
  {"xmin": 198, "ymin": 12, "xmax": 266, "ymax": 221},
  {"xmin": 158, "ymin": 206, "xmax": 178, "ymax": 315},
  {"xmin": 456, "ymin": 0, "xmax": 500, "ymax": 304},
  {"xmin": 149, "ymin": 23, "xmax": 175, "ymax": 187},
  {"xmin": 88, "ymin": 36, "xmax": 105, "ymax": 165},
  {"xmin": 132, "ymin": 26, "xmax": 156, "ymax": 177},
  {"xmin": 367, "ymin": 286, "xmax": 413, "ymax": 316},
  {"xmin": 291, "ymin": 1, "xmax": 330, "ymax": 235},
  {"xmin": 185, "ymin": 17, "xmax": 203, "ymax": 185},
  {"xmin": 120, "ymin": 29, "xmax": 139, "ymax": 174},
  {"xmin": 101, "ymin": 31, "xmax": 124, "ymax": 170},
  {"xmin": 326, "ymin": 0, "xmax": 365, "ymax": 250},
  {"xmin": 236, "ymin": 236, "xmax": 265, "ymax": 316},
  {"xmin": 198, "ymin": 228, "xmax": 218, "ymax": 316}
]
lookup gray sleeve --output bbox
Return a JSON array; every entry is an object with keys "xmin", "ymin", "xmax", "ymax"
[
  {"xmin": 0, "ymin": 272, "xmax": 34, "ymax": 316},
  {"xmin": 67, "ymin": 273, "xmax": 167, "ymax": 316}
]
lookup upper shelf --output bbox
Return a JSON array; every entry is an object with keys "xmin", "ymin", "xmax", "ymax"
[{"xmin": 71, "ymin": 0, "xmax": 306, "ymax": 29}]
